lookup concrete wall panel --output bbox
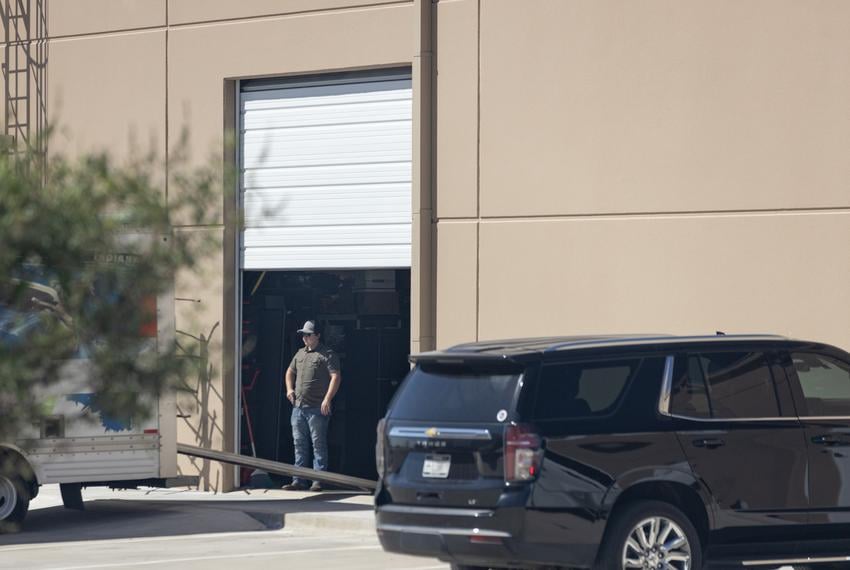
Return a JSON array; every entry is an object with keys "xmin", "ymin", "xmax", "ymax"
[
  {"xmin": 436, "ymin": 221, "xmax": 478, "ymax": 347},
  {"xmin": 48, "ymin": 31, "xmax": 166, "ymax": 162},
  {"xmin": 478, "ymin": 213, "xmax": 850, "ymax": 351},
  {"xmin": 1, "ymin": 0, "xmax": 165, "ymax": 43},
  {"xmin": 168, "ymin": 0, "xmax": 405, "ymax": 26},
  {"xmin": 173, "ymin": 228, "xmax": 231, "ymax": 492},
  {"xmin": 168, "ymin": 3, "xmax": 415, "ymax": 224},
  {"xmin": 49, "ymin": 0, "xmax": 165, "ymax": 38},
  {"xmin": 435, "ymin": 0, "xmax": 478, "ymax": 218},
  {"xmin": 479, "ymin": 0, "xmax": 850, "ymax": 217},
  {"xmin": 164, "ymin": 4, "xmax": 416, "ymax": 492}
]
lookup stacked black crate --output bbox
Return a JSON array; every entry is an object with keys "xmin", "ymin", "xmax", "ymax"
[{"xmin": 342, "ymin": 270, "xmax": 410, "ymax": 480}]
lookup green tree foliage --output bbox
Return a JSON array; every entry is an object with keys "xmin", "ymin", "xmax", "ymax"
[{"xmin": 0, "ymin": 139, "xmax": 226, "ymax": 441}]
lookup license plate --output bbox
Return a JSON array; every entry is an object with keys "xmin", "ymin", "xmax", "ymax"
[{"xmin": 422, "ymin": 454, "xmax": 451, "ymax": 478}]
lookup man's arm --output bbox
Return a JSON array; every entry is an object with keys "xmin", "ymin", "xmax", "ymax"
[
  {"xmin": 321, "ymin": 372, "xmax": 341, "ymax": 416},
  {"xmin": 285, "ymin": 367, "xmax": 296, "ymax": 404}
]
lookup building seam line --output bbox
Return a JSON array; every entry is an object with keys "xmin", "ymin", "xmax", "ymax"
[
  {"xmin": 437, "ymin": 207, "xmax": 850, "ymax": 223},
  {"xmin": 475, "ymin": 0, "xmax": 481, "ymax": 342},
  {"xmin": 166, "ymin": 1, "xmax": 413, "ymax": 31},
  {"xmin": 11, "ymin": 1, "xmax": 412, "ymax": 44},
  {"xmin": 165, "ymin": 2, "xmax": 169, "ymax": 205}
]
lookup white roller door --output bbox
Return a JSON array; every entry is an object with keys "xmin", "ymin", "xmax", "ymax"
[{"xmin": 240, "ymin": 75, "xmax": 412, "ymax": 270}]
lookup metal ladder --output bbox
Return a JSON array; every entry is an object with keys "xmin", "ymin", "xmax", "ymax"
[{"xmin": 2, "ymin": 0, "xmax": 47, "ymax": 154}]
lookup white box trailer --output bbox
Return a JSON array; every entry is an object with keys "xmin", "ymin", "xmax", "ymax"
[{"xmin": 0, "ymin": 236, "xmax": 188, "ymax": 532}]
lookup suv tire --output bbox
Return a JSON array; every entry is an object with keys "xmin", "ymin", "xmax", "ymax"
[
  {"xmin": 0, "ymin": 463, "xmax": 29, "ymax": 534},
  {"xmin": 595, "ymin": 500, "xmax": 702, "ymax": 570}
]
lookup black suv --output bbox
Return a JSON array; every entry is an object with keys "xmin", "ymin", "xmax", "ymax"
[{"xmin": 374, "ymin": 334, "xmax": 850, "ymax": 569}]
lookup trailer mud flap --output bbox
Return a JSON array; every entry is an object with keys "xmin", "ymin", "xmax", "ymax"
[{"xmin": 177, "ymin": 443, "xmax": 377, "ymax": 491}]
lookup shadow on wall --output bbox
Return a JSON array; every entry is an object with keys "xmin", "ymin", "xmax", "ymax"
[
  {"xmin": 176, "ymin": 321, "xmax": 224, "ymax": 492},
  {"xmin": 1, "ymin": 0, "xmax": 48, "ymax": 155}
]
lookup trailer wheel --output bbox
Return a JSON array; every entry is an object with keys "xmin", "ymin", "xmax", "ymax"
[{"xmin": 0, "ymin": 464, "xmax": 29, "ymax": 533}]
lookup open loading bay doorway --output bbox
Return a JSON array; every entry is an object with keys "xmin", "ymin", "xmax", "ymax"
[
  {"xmin": 237, "ymin": 70, "xmax": 413, "ymax": 485},
  {"xmin": 239, "ymin": 269, "xmax": 410, "ymax": 484}
]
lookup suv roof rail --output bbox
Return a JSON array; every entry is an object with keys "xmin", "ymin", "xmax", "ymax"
[
  {"xmin": 543, "ymin": 334, "xmax": 790, "ymax": 353},
  {"xmin": 409, "ymin": 351, "xmax": 520, "ymax": 365}
]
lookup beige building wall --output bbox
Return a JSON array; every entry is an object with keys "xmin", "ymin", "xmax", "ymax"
[
  {"xmin": 166, "ymin": 0, "xmax": 416, "ymax": 490},
  {"xmin": 6, "ymin": 0, "xmax": 850, "ymax": 490},
  {"xmin": 48, "ymin": 30, "xmax": 166, "ymax": 161},
  {"xmin": 435, "ymin": 0, "xmax": 850, "ymax": 352},
  {"xmin": 3, "ymin": 0, "xmax": 418, "ymax": 491}
]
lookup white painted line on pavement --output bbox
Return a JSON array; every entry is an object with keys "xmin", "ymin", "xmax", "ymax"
[
  {"xmin": 44, "ymin": 544, "xmax": 382, "ymax": 570},
  {"xmin": 0, "ymin": 529, "xmax": 311, "ymax": 552}
]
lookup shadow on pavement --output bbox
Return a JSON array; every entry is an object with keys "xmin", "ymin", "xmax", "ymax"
[{"xmin": 0, "ymin": 492, "xmax": 374, "ymax": 547}]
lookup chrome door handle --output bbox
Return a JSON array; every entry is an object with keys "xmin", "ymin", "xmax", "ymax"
[
  {"xmin": 812, "ymin": 435, "xmax": 842, "ymax": 446},
  {"xmin": 692, "ymin": 438, "xmax": 725, "ymax": 449}
]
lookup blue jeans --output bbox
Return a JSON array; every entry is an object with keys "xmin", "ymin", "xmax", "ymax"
[{"xmin": 290, "ymin": 406, "xmax": 330, "ymax": 485}]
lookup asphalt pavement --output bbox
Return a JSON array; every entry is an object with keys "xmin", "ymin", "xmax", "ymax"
[
  {"xmin": 0, "ymin": 484, "xmax": 449, "ymax": 570},
  {"xmin": 0, "ymin": 486, "xmax": 795, "ymax": 570}
]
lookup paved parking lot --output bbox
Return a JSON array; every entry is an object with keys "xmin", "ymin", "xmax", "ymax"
[
  {"xmin": 0, "ymin": 486, "xmax": 800, "ymax": 570},
  {"xmin": 0, "ymin": 485, "xmax": 448, "ymax": 570},
  {"xmin": 0, "ymin": 530, "xmax": 448, "ymax": 570}
]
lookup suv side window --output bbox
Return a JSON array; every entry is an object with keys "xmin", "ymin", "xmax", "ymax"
[
  {"xmin": 670, "ymin": 351, "xmax": 780, "ymax": 419},
  {"xmin": 670, "ymin": 356, "xmax": 712, "ymax": 418},
  {"xmin": 791, "ymin": 352, "xmax": 850, "ymax": 417},
  {"xmin": 532, "ymin": 359, "xmax": 640, "ymax": 420}
]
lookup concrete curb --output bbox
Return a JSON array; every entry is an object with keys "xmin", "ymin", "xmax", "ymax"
[
  {"xmin": 27, "ymin": 485, "xmax": 379, "ymax": 539},
  {"xmin": 285, "ymin": 512, "xmax": 377, "ymax": 535},
  {"xmin": 244, "ymin": 510, "xmax": 377, "ymax": 535}
]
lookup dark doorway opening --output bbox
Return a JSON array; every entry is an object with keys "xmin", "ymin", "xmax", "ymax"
[{"xmin": 239, "ymin": 269, "xmax": 410, "ymax": 484}]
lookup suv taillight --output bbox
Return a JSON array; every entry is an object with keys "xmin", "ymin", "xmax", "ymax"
[
  {"xmin": 375, "ymin": 418, "xmax": 387, "ymax": 477},
  {"xmin": 504, "ymin": 424, "xmax": 543, "ymax": 483}
]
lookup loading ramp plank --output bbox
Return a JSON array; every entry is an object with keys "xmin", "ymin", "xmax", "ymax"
[{"xmin": 177, "ymin": 443, "xmax": 377, "ymax": 492}]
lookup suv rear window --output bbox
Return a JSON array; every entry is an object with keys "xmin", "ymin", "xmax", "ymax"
[
  {"xmin": 531, "ymin": 359, "xmax": 641, "ymax": 420},
  {"xmin": 389, "ymin": 366, "xmax": 521, "ymax": 422}
]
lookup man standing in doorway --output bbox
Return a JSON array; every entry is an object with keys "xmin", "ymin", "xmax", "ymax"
[{"xmin": 282, "ymin": 320, "xmax": 341, "ymax": 492}]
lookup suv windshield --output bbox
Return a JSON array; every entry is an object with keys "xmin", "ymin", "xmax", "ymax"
[{"xmin": 390, "ymin": 365, "xmax": 521, "ymax": 422}]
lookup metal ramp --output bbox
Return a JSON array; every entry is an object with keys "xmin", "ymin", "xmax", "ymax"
[{"xmin": 177, "ymin": 443, "xmax": 377, "ymax": 492}]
